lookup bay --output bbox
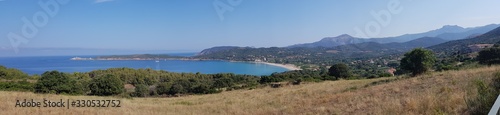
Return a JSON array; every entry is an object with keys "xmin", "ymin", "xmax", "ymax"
[{"xmin": 0, "ymin": 56, "xmax": 289, "ymax": 76}]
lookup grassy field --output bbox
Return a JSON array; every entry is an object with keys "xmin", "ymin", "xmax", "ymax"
[{"xmin": 1, "ymin": 66, "xmax": 499, "ymax": 115}]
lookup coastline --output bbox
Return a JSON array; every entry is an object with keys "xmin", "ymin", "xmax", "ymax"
[
  {"xmin": 71, "ymin": 57, "xmax": 302, "ymax": 71},
  {"xmin": 253, "ymin": 61, "xmax": 302, "ymax": 71}
]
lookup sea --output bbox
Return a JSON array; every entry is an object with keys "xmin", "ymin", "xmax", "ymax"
[{"xmin": 0, "ymin": 53, "xmax": 289, "ymax": 76}]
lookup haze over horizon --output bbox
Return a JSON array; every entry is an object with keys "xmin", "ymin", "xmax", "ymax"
[{"xmin": 1, "ymin": 0, "xmax": 500, "ymax": 56}]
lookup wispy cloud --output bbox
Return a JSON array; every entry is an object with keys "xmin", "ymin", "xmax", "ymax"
[{"xmin": 95, "ymin": 0, "xmax": 114, "ymax": 3}]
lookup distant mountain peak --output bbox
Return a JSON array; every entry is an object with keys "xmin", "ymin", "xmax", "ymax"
[
  {"xmin": 337, "ymin": 34, "xmax": 353, "ymax": 38},
  {"xmin": 442, "ymin": 25, "xmax": 463, "ymax": 29},
  {"xmin": 321, "ymin": 34, "xmax": 354, "ymax": 41},
  {"xmin": 437, "ymin": 25, "xmax": 465, "ymax": 32}
]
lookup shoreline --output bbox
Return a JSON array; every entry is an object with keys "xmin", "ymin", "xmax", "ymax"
[
  {"xmin": 252, "ymin": 61, "xmax": 302, "ymax": 71},
  {"xmin": 72, "ymin": 57, "xmax": 302, "ymax": 71}
]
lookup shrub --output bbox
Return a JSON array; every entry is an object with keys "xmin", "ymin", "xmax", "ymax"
[
  {"xmin": 477, "ymin": 47, "xmax": 500, "ymax": 66},
  {"xmin": 378, "ymin": 72, "xmax": 393, "ymax": 77},
  {"xmin": 132, "ymin": 84, "xmax": 149, "ymax": 97},
  {"xmin": 34, "ymin": 71, "xmax": 81, "ymax": 94},
  {"xmin": 156, "ymin": 82, "xmax": 172, "ymax": 95},
  {"xmin": 89, "ymin": 74, "xmax": 124, "ymax": 96},
  {"xmin": 213, "ymin": 77, "xmax": 233, "ymax": 88},
  {"xmin": 0, "ymin": 66, "xmax": 30, "ymax": 80},
  {"xmin": 436, "ymin": 63, "xmax": 458, "ymax": 72},
  {"xmin": 192, "ymin": 83, "xmax": 218, "ymax": 94},
  {"xmin": 467, "ymin": 72, "xmax": 500, "ymax": 114},
  {"xmin": 168, "ymin": 79, "xmax": 191, "ymax": 95},
  {"xmin": 0, "ymin": 80, "xmax": 34, "ymax": 91}
]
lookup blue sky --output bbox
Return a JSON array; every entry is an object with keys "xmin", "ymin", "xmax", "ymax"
[{"xmin": 1, "ymin": 0, "xmax": 500, "ymax": 56}]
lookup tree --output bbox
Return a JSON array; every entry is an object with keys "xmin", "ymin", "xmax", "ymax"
[
  {"xmin": 387, "ymin": 61, "xmax": 399, "ymax": 68},
  {"xmin": 156, "ymin": 82, "xmax": 172, "ymax": 95},
  {"xmin": 477, "ymin": 47, "xmax": 500, "ymax": 66},
  {"xmin": 169, "ymin": 83, "xmax": 187, "ymax": 95},
  {"xmin": 132, "ymin": 84, "xmax": 149, "ymax": 97},
  {"xmin": 89, "ymin": 74, "xmax": 124, "ymax": 96},
  {"xmin": 400, "ymin": 48, "xmax": 436, "ymax": 76},
  {"xmin": 168, "ymin": 79, "xmax": 191, "ymax": 95},
  {"xmin": 328, "ymin": 63, "xmax": 352, "ymax": 79},
  {"xmin": 213, "ymin": 77, "xmax": 233, "ymax": 88},
  {"xmin": 34, "ymin": 71, "xmax": 73, "ymax": 94}
]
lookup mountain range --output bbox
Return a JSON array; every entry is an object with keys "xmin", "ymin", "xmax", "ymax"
[
  {"xmin": 199, "ymin": 24, "xmax": 499, "ymax": 56},
  {"xmin": 332, "ymin": 37, "xmax": 448, "ymax": 52},
  {"xmin": 429, "ymin": 25, "xmax": 500, "ymax": 55},
  {"xmin": 288, "ymin": 24, "xmax": 499, "ymax": 48}
]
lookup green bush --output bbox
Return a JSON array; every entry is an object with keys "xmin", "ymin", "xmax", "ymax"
[
  {"xmin": 0, "ymin": 80, "xmax": 34, "ymax": 91},
  {"xmin": 467, "ymin": 72, "xmax": 500, "ymax": 114},
  {"xmin": 378, "ymin": 72, "xmax": 393, "ymax": 77},
  {"xmin": 213, "ymin": 76, "xmax": 233, "ymax": 88},
  {"xmin": 192, "ymin": 83, "xmax": 217, "ymax": 94},
  {"xmin": 0, "ymin": 66, "xmax": 30, "ymax": 80},
  {"xmin": 168, "ymin": 79, "xmax": 191, "ymax": 95},
  {"xmin": 34, "ymin": 71, "xmax": 84, "ymax": 94},
  {"xmin": 477, "ymin": 47, "xmax": 500, "ymax": 66},
  {"xmin": 132, "ymin": 84, "xmax": 149, "ymax": 97},
  {"xmin": 436, "ymin": 63, "xmax": 458, "ymax": 72},
  {"xmin": 89, "ymin": 74, "xmax": 124, "ymax": 96},
  {"xmin": 156, "ymin": 82, "xmax": 172, "ymax": 95}
]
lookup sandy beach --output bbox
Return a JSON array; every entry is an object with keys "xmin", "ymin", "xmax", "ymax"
[{"xmin": 254, "ymin": 61, "xmax": 302, "ymax": 70}]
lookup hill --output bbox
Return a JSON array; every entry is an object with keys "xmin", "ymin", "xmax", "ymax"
[
  {"xmin": 2, "ymin": 65, "xmax": 499, "ymax": 114},
  {"xmin": 197, "ymin": 46, "xmax": 241, "ymax": 55},
  {"xmin": 334, "ymin": 37, "xmax": 448, "ymax": 52},
  {"xmin": 288, "ymin": 34, "xmax": 367, "ymax": 48}
]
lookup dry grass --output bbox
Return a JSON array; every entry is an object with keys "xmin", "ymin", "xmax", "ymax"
[{"xmin": 1, "ymin": 66, "xmax": 499, "ymax": 115}]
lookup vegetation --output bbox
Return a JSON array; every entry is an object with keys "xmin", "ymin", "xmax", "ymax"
[
  {"xmin": 477, "ymin": 47, "xmax": 500, "ymax": 66},
  {"xmin": 0, "ymin": 66, "xmax": 36, "ymax": 91},
  {"xmin": 0, "ymin": 80, "xmax": 34, "ymax": 92},
  {"xmin": 0, "ymin": 65, "xmax": 31, "ymax": 80},
  {"xmin": 0, "ymin": 67, "xmax": 265, "ymax": 97},
  {"xmin": 89, "ymin": 74, "xmax": 124, "ymax": 96},
  {"xmin": 400, "ymin": 48, "xmax": 436, "ymax": 76},
  {"xmin": 132, "ymin": 84, "xmax": 149, "ymax": 97},
  {"xmin": 196, "ymin": 46, "xmax": 402, "ymax": 75},
  {"xmin": 466, "ymin": 72, "xmax": 500, "ymax": 114},
  {"xmin": 34, "ymin": 71, "xmax": 87, "ymax": 95},
  {"xmin": 2, "ymin": 65, "xmax": 500, "ymax": 114},
  {"xmin": 260, "ymin": 69, "xmax": 327, "ymax": 83},
  {"xmin": 328, "ymin": 63, "xmax": 352, "ymax": 79}
]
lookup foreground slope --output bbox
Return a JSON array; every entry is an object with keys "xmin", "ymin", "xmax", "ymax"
[{"xmin": 2, "ymin": 66, "xmax": 500, "ymax": 114}]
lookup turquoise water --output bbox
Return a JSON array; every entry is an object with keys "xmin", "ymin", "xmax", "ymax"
[{"xmin": 0, "ymin": 56, "xmax": 289, "ymax": 76}]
